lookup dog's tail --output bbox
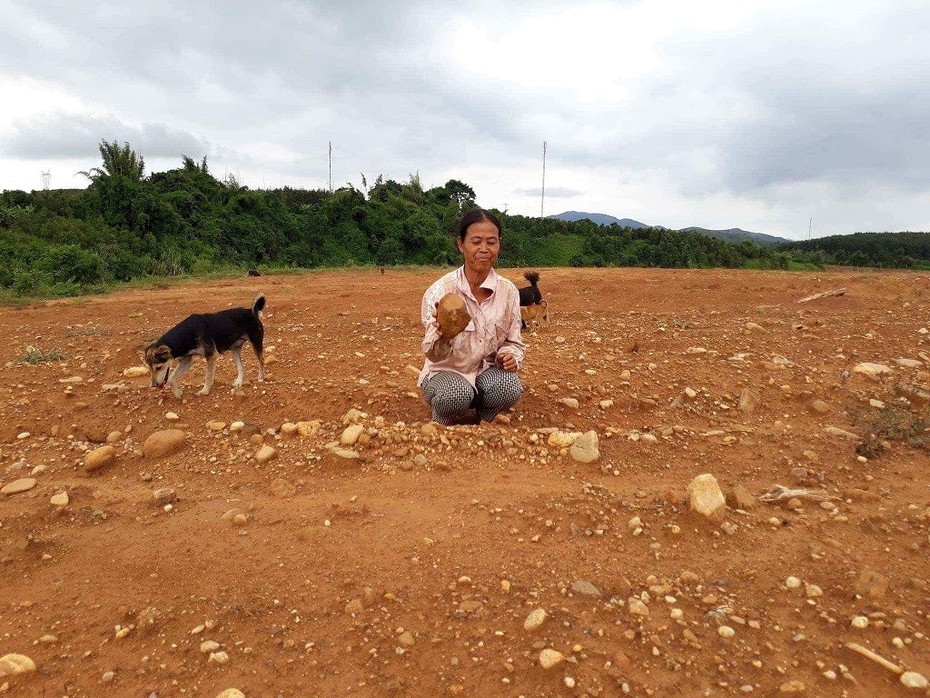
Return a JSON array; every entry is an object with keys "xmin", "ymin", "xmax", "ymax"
[
  {"xmin": 252, "ymin": 295, "xmax": 266, "ymax": 316},
  {"xmin": 523, "ymin": 270, "xmax": 540, "ymax": 286}
]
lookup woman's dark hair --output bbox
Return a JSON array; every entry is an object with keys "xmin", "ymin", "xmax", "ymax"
[{"xmin": 458, "ymin": 208, "xmax": 502, "ymax": 240}]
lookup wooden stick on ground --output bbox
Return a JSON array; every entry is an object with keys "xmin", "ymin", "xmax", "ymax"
[
  {"xmin": 845, "ymin": 641, "xmax": 904, "ymax": 674},
  {"xmin": 797, "ymin": 288, "xmax": 847, "ymax": 303}
]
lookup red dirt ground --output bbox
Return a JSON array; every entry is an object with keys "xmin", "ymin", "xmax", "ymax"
[{"xmin": 0, "ymin": 267, "xmax": 928, "ymax": 698}]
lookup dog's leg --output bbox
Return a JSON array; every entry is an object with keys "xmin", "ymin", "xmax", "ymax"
[
  {"xmin": 166, "ymin": 356, "xmax": 194, "ymax": 397},
  {"xmin": 232, "ymin": 347, "xmax": 245, "ymax": 387},
  {"xmin": 255, "ymin": 348, "xmax": 265, "ymax": 382},
  {"xmin": 199, "ymin": 355, "xmax": 218, "ymax": 395}
]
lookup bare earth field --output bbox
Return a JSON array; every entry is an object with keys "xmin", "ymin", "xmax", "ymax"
[{"xmin": 1, "ymin": 267, "xmax": 929, "ymax": 698}]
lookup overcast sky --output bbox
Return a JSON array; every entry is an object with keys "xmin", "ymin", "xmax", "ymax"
[{"xmin": 1, "ymin": 0, "xmax": 928, "ymax": 239}]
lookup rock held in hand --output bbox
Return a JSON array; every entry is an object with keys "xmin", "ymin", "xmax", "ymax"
[{"xmin": 436, "ymin": 293, "xmax": 471, "ymax": 338}]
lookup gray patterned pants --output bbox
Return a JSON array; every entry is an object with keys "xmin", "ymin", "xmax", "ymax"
[{"xmin": 420, "ymin": 368, "xmax": 523, "ymax": 425}]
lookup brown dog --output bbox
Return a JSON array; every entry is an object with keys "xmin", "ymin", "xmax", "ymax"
[{"xmin": 520, "ymin": 301, "xmax": 548, "ymax": 333}]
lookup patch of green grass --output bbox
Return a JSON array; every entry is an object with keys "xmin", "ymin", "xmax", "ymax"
[{"xmin": 20, "ymin": 343, "xmax": 65, "ymax": 364}]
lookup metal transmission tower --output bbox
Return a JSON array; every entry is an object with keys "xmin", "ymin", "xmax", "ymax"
[
  {"xmin": 328, "ymin": 141, "xmax": 333, "ymax": 193},
  {"xmin": 41, "ymin": 170, "xmax": 51, "ymax": 190},
  {"xmin": 540, "ymin": 140, "xmax": 547, "ymax": 217}
]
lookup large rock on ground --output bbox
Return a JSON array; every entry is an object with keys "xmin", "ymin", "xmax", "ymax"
[
  {"xmin": 84, "ymin": 445, "xmax": 116, "ymax": 472},
  {"xmin": 687, "ymin": 473, "xmax": 726, "ymax": 522},
  {"xmin": 0, "ymin": 652, "xmax": 36, "ymax": 677},
  {"xmin": 569, "ymin": 431, "xmax": 600, "ymax": 463},
  {"xmin": 143, "ymin": 429, "xmax": 187, "ymax": 459}
]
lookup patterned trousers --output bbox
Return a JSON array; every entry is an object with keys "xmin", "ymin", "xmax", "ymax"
[{"xmin": 420, "ymin": 368, "xmax": 523, "ymax": 425}]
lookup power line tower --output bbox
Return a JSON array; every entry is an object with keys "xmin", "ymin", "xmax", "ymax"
[
  {"xmin": 41, "ymin": 170, "xmax": 51, "ymax": 190},
  {"xmin": 328, "ymin": 141, "xmax": 333, "ymax": 193},
  {"xmin": 540, "ymin": 140, "xmax": 547, "ymax": 218}
]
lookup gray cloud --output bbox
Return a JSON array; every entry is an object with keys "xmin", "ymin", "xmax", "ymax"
[
  {"xmin": 1, "ymin": 111, "xmax": 211, "ymax": 160},
  {"xmin": 1, "ymin": 1, "xmax": 928, "ymax": 236}
]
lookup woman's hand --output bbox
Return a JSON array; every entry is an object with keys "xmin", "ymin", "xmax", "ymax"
[{"xmin": 496, "ymin": 351, "xmax": 518, "ymax": 372}]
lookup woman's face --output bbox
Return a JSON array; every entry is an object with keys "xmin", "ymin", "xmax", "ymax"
[{"xmin": 457, "ymin": 219, "xmax": 500, "ymax": 275}]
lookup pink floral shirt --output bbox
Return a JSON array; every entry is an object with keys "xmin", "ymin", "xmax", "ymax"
[{"xmin": 419, "ymin": 267, "xmax": 525, "ymax": 387}]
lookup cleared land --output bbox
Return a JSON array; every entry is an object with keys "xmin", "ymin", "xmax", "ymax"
[{"xmin": 1, "ymin": 267, "xmax": 929, "ymax": 697}]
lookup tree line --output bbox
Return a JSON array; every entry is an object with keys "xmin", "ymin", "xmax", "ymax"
[{"xmin": 1, "ymin": 140, "xmax": 926, "ymax": 297}]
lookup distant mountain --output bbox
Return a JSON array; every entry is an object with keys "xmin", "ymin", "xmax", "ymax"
[
  {"xmin": 679, "ymin": 227, "xmax": 791, "ymax": 246},
  {"xmin": 549, "ymin": 211, "xmax": 649, "ymax": 228},
  {"xmin": 548, "ymin": 211, "xmax": 789, "ymax": 246}
]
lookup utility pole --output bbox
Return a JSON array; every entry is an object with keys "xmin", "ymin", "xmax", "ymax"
[
  {"xmin": 808, "ymin": 216, "xmax": 812, "ymax": 240},
  {"xmin": 41, "ymin": 170, "xmax": 50, "ymax": 190},
  {"xmin": 540, "ymin": 140, "xmax": 547, "ymax": 218},
  {"xmin": 328, "ymin": 141, "xmax": 333, "ymax": 193}
]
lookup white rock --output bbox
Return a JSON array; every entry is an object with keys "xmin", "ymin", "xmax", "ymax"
[
  {"xmin": 850, "ymin": 616, "xmax": 869, "ymax": 629},
  {"xmin": 0, "ymin": 653, "xmax": 36, "ymax": 677},
  {"xmin": 894, "ymin": 358, "xmax": 922, "ymax": 368},
  {"xmin": 524, "ymin": 608, "xmax": 547, "ymax": 631},
  {"xmin": 341, "ymin": 424, "xmax": 365, "ymax": 446},
  {"xmin": 539, "ymin": 648, "xmax": 565, "ymax": 669},
  {"xmin": 50, "ymin": 492, "xmax": 69, "ymax": 507},
  {"xmin": 627, "ymin": 598, "xmax": 649, "ymax": 616},
  {"xmin": 254, "ymin": 445, "xmax": 277, "ymax": 463},
  {"xmin": 123, "ymin": 366, "xmax": 149, "ymax": 378},
  {"xmin": 900, "ymin": 672, "xmax": 928, "ymax": 689},
  {"xmin": 853, "ymin": 362, "xmax": 892, "ymax": 378},
  {"xmin": 547, "ymin": 431, "xmax": 582, "ymax": 448},
  {"xmin": 200, "ymin": 640, "xmax": 220, "ymax": 653},
  {"xmin": 785, "ymin": 576, "xmax": 802, "ymax": 589},
  {"xmin": 215, "ymin": 690, "xmax": 246, "ymax": 698},
  {"xmin": 559, "ymin": 397, "xmax": 580, "ymax": 409},
  {"xmin": 718, "ymin": 625, "xmax": 735, "ymax": 638},
  {"xmin": 686, "ymin": 473, "xmax": 726, "ymax": 522},
  {"xmin": 569, "ymin": 431, "xmax": 600, "ymax": 463}
]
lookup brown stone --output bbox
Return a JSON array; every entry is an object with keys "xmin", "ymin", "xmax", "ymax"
[
  {"xmin": 142, "ymin": 429, "xmax": 187, "ymax": 459},
  {"xmin": 84, "ymin": 445, "xmax": 116, "ymax": 472},
  {"xmin": 854, "ymin": 569, "xmax": 888, "ymax": 599},
  {"xmin": 726, "ymin": 483, "xmax": 756, "ymax": 510}
]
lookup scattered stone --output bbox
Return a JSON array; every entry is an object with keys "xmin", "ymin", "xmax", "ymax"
[
  {"xmin": 280, "ymin": 422, "xmax": 298, "ymax": 436},
  {"xmin": 738, "ymin": 388, "xmax": 760, "ymax": 413},
  {"xmin": 547, "ymin": 431, "xmax": 582, "ymax": 448},
  {"xmin": 0, "ymin": 653, "xmax": 36, "ymax": 677},
  {"xmin": 165, "ymin": 411, "xmax": 179, "ymax": 421},
  {"xmin": 254, "ymin": 445, "xmax": 277, "ymax": 463},
  {"xmin": 627, "ymin": 598, "xmax": 649, "ymax": 616},
  {"xmin": 524, "ymin": 608, "xmax": 547, "ymax": 631},
  {"xmin": 850, "ymin": 616, "xmax": 869, "ymax": 629},
  {"xmin": 824, "ymin": 426, "xmax": 859, "ymax": 440},
  {"xmin": 143, "ymin": 429, "xmax": 187, "ymax": 459},
  {"xmin": 718, "ymin": 626, "xmax": 735, "ymax": 638},
  {"xmin": 207, "ymin": 421, "xmax": 226, "ymax": 431},
  {"xmin": 539, "ymin": 649, "xmax": 565, "ymax": 669},
  {"xmin": 559, "ymin": 397, "xmax": 580, "ymax": 409},
  {"xmin": 687, "ymin": 473, "xmax": 726, "ymax": 522},
  {"xmin": 727, "ymin": 484, "xmax": 756, "ymax": 510},
  {"xmin": 84, "ymin": 445, "xmax": 116, "ymax": 472},
  {"xmin": 215, "ymin": 690, "xmax": 246, "ymax": 698},
  {"xmin": 810, "ymin": 400, "xmax": 830, "ymax": 414},
  {"xmin": 853, "ymin": 362, "xmax": 892, "ymax": 379},
  {"xmin": 106, "ymin": 430, "xmax": 123, "ymax": 443},
  {"xmin": 200, "ymin": 640, "xmax": 221, "ymax": 653},
  {"xmin": 123, "ymin": 366, "xmax": 149, "ymax": 378},
  {"xmin": 330, "ymin": 446, "xmax": 359, "ymax": 459},
  {"xmin": 208, "ymin": 651, "xmax": 229, "ymax": 664},
  {"xmin": 397, "ymin": 631, "xmax": 415, "ymax": 647},
  {"xmin": 854, "ymin": 569, "xmax": 888, "ymax": 599},
  {"xmin": 341, "ymin": 424, "xmax": 365, "ymax": 446},
  {"xmin": 900, "ymin": 672, "xmax": 928, "ymax": 690},
  {"xmin": 153, "ymin": 488, "xmax": 177, "ymax": 506},
  {"xmin": 571, "ymin": 580, "xmax": 601, "ymax": 597},
  {"xmin": 779, "ymin": 680, "xmax": 806, "ymax": 693},
  {"xmin": 785, "ymin": 576, "xmax": 802, "ymax": 589},
  {"xmin": 50, "ymin": 492, "xmax": 69, "ymax": 507},
  {"xmin": 297, "ymin": 421, "xmax": 321, "ymax": 437},
  {"xmin": 1, "ymin": 478, "xmax": 37, "ymax": 496},
  {"xmin": 569, "ymin": 431, "xmax": 600, "ymax": 463},
  {"xmin": 894, "ymin": 358, "xmax": 922, "ymax": 368}
]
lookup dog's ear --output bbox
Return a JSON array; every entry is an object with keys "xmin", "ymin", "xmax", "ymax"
[{"xmin": 145, "ymin": 344, "xmax": 172, "ymax": 364}]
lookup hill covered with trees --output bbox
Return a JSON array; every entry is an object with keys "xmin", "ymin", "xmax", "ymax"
[{"xmin": 2, "ymin": 140, "xmax": 921, "ymax": 298}]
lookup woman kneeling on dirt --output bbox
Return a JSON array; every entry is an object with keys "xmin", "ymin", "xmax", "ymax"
[{"xmin": 419, "ymin": 208, "xmax": 525, "ymax": 425}]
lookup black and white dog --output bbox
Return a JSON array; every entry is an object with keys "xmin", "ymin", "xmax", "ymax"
[{"xmin": 144, "ymin": 295, "xmax": 266, "ymax": 397}]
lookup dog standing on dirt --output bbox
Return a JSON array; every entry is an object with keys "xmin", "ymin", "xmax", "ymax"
[
  {"xmin": 144, "ymin": 295, "xmax": 266, "ymax": 397},
  {"xmin": 520, "ymin": 300, "xmax": 549, "ymax": 333},
  {"xmin": 518, "ymin": 271, "xmax": 546, "ymax": 330}
]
